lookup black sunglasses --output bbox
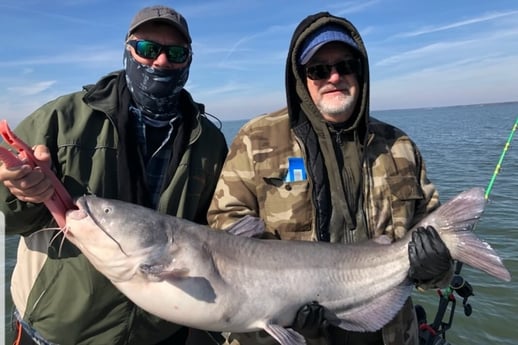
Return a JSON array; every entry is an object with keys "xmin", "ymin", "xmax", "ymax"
[
  {"xmin": 127, "ymin": 39, "xmax": 191, "ymax": 64},
  {"xmin": 305, "ymin": 59, "xmax": 361, "ymax": 80}
]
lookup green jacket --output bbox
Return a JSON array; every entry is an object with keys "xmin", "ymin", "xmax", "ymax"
[
  {"xmin": 207, "ymin": 12, "xmax": 439, "ymax": 345},
  {"xmin": 1, "ymin": 70, "xmax": 228, "ymax": 345}
]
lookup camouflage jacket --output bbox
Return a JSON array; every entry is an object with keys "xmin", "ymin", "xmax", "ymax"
[{"xmin": 208, "ymin": 108, "xmax": 439, "ymax": 241}]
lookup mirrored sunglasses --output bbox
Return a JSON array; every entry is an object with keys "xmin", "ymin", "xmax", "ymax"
[
  {"xmin": 305, "ymin": 59, "xmax": 361, "ymax": 80},
  {"xmin": 127, "ymin": 39, "xmax": 191, "ymax": 64}
]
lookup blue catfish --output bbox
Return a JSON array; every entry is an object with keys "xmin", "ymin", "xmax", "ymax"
[{"xmin": 64, "ymin": 187, "xmax": 511, "ymax": 345}]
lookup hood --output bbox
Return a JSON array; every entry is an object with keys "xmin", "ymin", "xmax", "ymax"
[
  {"xmin": 285, "ymin": 13, "xmax": 371, "ymax": 243},
  {"xmin": 286, "ymin": 12, "xmax": 370, "ymax": 137}
]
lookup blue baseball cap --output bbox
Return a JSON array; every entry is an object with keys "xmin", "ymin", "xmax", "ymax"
[{"xmin": 298, "ymin": 24, "xmax": 358, "ymax": 65}]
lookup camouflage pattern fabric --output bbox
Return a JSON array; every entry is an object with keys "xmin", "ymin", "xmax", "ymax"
[{"xmin": 209, "ymin": 110, "xmax": 439, "ymax": 241}]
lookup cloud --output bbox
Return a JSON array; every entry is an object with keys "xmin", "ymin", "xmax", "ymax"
[
  {"xmin": 7, "ymin": 81, "xmax": 56, "ymax": 96},
  {"xmin": 0, "ymin": 48, "xmax": 121, "ymax": 68},
  {"xmin": 330, "ymin": 0, "xmax": 381, "ymax": 16},
  {"xmin": 201, "ymin": 88, "xmax": 286, "ymax": 121},
  {"xmin": 395, "ymin": 10, "xmax": 518, "ymax": 38},
  {"xmin": 216, "ymin": 24, "xmax": 292, "ymax": 66},
  {"xmin": 0, "ymin": 2, "xmax": 111, "ymax": 27},
  {"xmin": 371, "ymin": 54, "xmax": 518, "ymax": 110},
  {"xmin": 375, "ymin": 40, "xmax": 472, "ymax": 67}
]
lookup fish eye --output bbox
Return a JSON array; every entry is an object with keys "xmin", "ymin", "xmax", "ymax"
[{"xmin": 103, "ymin": 207, "xmax": 112, "ymax": 214}]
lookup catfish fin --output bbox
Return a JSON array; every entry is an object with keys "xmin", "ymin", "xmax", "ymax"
[
  {"xmin": 264, "ymin": 322, "xmax": 306, "ymax": 345},
  {"xmin": 225, "ymin": 215, "xmax": 266, "ymax": 237},
  {"xmin": 422, "ymin": 187, "xmax": 511, "ymax": 281},
  {"xmin": 334, "ymin": 284, "xmax": 413, "ymax": 332}
]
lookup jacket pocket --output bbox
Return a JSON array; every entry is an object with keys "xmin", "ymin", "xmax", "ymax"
[
  {"xmin": 386, "ymin": 176, "xmax": 423, "ymax": 239},
  {"xmin": 260, "ymin": 177, "xmax": 313, "ymax": 240}
]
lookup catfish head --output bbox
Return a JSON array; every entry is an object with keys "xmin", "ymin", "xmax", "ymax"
[{"xmin": 65, "ymin": 195, "xmax": 188, "ymax": 283}]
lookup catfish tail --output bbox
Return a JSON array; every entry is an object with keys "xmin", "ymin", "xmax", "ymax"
[{"xmin": 421, "ymin": 187, "xmax": 511, "ymax": 282}]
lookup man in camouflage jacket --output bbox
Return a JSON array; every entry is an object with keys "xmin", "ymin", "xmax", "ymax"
[{"xmin": 207, "ymin": 11, "xmax": 452, "ymax": 345}]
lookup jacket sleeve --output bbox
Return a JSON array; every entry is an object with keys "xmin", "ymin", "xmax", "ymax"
[{"xmin": 207, "ymin": 125, "xmax": 260, "ymax": 230}]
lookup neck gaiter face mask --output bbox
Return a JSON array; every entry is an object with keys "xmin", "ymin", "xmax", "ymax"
[{"xmin": 124, "ymin": 49, "xmax": 189, "ymax": 119}]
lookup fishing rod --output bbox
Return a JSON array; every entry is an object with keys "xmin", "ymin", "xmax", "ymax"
[
  {"xmin": 417, "ymin": 115, "xmax": 518, "ymax": 345},
  {"xmin": 484, "ymin": 115, "xmax": 518, "ymax": 199}
]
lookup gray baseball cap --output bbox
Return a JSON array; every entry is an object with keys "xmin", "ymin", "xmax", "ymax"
[{"xmin": 128, "ymin": 5, "xmax": 191, "ymax": 43}]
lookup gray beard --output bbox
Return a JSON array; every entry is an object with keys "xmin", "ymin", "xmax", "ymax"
[{"xmin": 316, "ymin": 94, "xmax": 357, "ymax": 122}]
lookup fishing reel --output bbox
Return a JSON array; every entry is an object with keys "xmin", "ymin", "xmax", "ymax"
[
  {"xmin": 415, "ymin": 268, "xmax": 475, "ymax": 345},
  {"xmin": 449, "ymin": 275, "xmax": 474, "ymax": 316}
]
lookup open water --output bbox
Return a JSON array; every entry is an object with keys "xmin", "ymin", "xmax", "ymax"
[{"xmin": 3, "ymin": 102, "xmax": 518, "ymax": 344}]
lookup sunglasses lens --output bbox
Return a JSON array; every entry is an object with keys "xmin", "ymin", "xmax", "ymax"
[
  {"xmin": 135, "ymin": 41, "xmax": 161, "ymax": 59},
  {"xmin": 335, "ymin": 60, "xmax": 359, "ymax": 76},
  {"xmin": 166, "ymin": 46, "xmax": 189, "ymax": 63},
  {"xmin": 306, "ymin": 59, "xmax": 359, "ymax": 80},
  {"xmin": 306, "ymin": 65, "xmax": 331, "ymax": 80}
]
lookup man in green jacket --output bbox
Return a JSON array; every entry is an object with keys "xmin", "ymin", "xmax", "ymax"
[
  {"xmin": 0, "ymin": 5, "xmax": 227, "ymax": 345},
  {"xmin": 207, "ymin": 12, "xmax": 452, "ymax": 345}
]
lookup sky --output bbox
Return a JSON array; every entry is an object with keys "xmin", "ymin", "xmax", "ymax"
[{"xmin": 0, "ymin": 0, "xmax": 517, "ymax": 124}]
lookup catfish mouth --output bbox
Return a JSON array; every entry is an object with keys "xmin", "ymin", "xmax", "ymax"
[
  {"xmin": 72, "ymin": 196, "xmax": 129, "ymax": 257},
  {"xmin": 66, "ymin": 197, "xmax": 89, "ymax": 221}
]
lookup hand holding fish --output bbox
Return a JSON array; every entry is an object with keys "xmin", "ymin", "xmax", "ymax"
[
  {"xmin": 0, "ymin": 144, "xmax": 55, "ymax": 203},
  {"xmin": 408, "ymin": 226, "xmax": 454, "ymax": 288},
  {"xmin": 291, "ymin": 302, "xmax": 333, "ymax": 339},
  {"xmin": 0, "ymin": 120, "xmax": 75, "ymax": 227}
]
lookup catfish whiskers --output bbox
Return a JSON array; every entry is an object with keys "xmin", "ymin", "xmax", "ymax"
[{"xmin": 30, "ymin": 225, "xmax": 69, "ymax": 257}]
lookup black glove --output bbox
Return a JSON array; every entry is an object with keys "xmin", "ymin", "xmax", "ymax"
[
  {"xmin": 292, "ymin": 302, "xmax": 331, "ymax": 339},
  {"xmin": 408, "ymin": 225, "xmax": 453, "ymax": 287}
]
